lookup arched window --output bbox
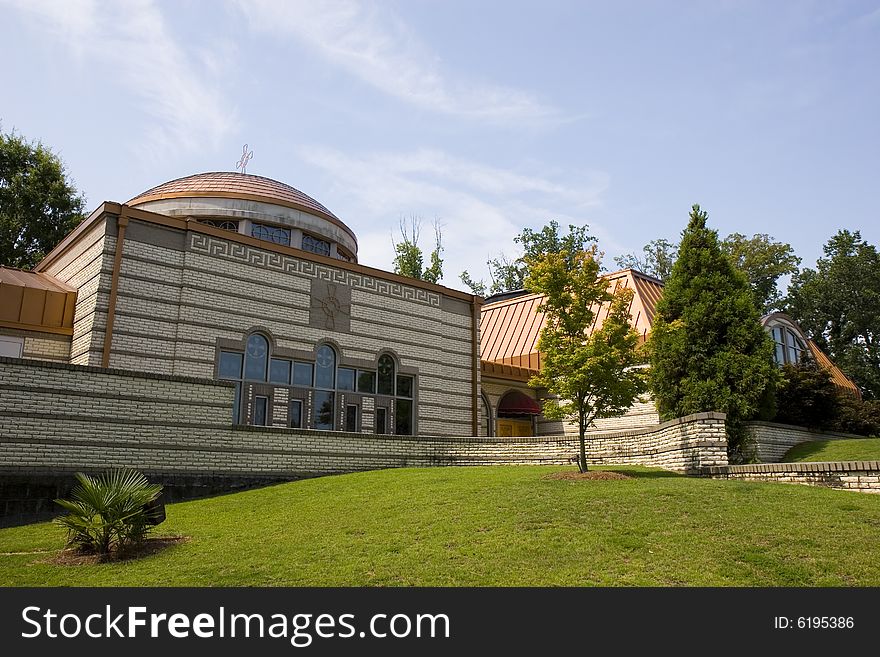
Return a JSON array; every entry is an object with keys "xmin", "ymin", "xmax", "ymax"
[
  {"xmin": 770, "ymin": 326, "xmax": 807, "ymax": 365},
  {"xmin": 315, "ymin": 344, "xmax": 336, "ymax": 389},
  {"xmin": 481, "ymin": 392, "xmax": 493, "ymax": 437},
  {"xmin": 377, "ymin": 354, "xmax": 395, "ymax": 396},
  {"xmin": 243, "ymin": 333, "xmax": 269, "ymax": 381}
]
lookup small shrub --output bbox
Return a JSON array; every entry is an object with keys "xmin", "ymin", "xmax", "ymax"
[
  {"xmin": 834, "ymin": 396, "xmax": 880, "ymax": 436},
  {"xmin": 773, "ymin": 361, "xmax": 840, "ymax": 430},
  {"xmin": 54, "ymin": 469, "xmax": 163, "ymax": 555}
]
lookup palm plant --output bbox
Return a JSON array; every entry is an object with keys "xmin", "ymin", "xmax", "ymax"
[{"xmin": 54, "ymin": 469, "xmax": 163, "ymax": 555}]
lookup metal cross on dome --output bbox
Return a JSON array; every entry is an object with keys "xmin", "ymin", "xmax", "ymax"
[{"xmin": 235, "ymin": 144, "xmax": 254, "ymax": 174}]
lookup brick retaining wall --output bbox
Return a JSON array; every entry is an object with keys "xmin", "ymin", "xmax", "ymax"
[
  {"xmin": 704, "ymin": 462, "xmax": 880, "ymax": 494},
  {"xmin": 0, "ymin": 357, "xmax": 730, "ymax": 519}
]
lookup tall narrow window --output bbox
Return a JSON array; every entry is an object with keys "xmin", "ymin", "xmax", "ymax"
[
  {"xmin": 377, "ymin": 355, "xmax": 395, "ymax": 396},
  {"xmin": 375, "ymin": 407, "xmax": 388, "ymax": 435},
  {"xmin": 345, "ymin": 405, "xmax": 359, "ymax": 432},
  {"xmin": 395, "ymin": 399, "xmax": 413, "ymax": 435},
  {"xmin": 289, "ymin": 399, "xmax": 303, "ymax": 429},
  {"xmin": 244, "ymin": 334, "xmax": 269, "ymax": 381},
  {"xmin": 253, "ymin": 396, "xmax": 269, "ymax": 426},
  {"xmin": 313, "ymin": 391, "xmax": 334, "ymax": 430},
  {"xmin": 315, "ymin": 345, "xmax": 336, "ymax": 389}
]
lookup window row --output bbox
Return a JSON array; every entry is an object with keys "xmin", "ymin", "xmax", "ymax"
[
  {"xmin": 197, "ymin": 219, "xmax": 352, "ymax": 262},
  {"xmin": 220, "ymin": 338, "xmax": 413, "ymax": 396},
  {"xmin": 248, "ymin": 394, "xmax": 413, "ymax": 435},
  {"xmin": 219, "ymin": 334, "xmax": 416, "ymax": 434}
]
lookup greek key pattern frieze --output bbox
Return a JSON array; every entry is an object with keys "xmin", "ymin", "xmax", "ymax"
[{"xmin": 189, "ymin": 234, "xmax": 442, "ymax": 307}]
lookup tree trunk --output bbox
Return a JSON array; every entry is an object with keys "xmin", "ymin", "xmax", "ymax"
[{"xmin": 578, "ymin": 416, "xmax": 588, "ymax": 473}]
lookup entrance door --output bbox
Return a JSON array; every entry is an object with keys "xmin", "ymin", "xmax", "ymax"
[{"xmin": 496, "ymin": 418, "xmax": 533, "ymax": 437}]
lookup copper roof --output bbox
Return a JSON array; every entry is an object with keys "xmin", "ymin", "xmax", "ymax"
[
  {"xmin": 479, "ymin": 269, "xmax": 662, "ymax": 374},
  {"xmin": 807, "ymin": 340, "xmax": 861, "ymax": 398},
  {"xmin": 479, "ymin": 269, "xmax": 860, "ymax": 398},
  {"xmin": 127, "ymin": 172, "xmax": 355, "ymax": 241},
  {"xmin": 0, "ymin": 266, "xmax": 77, "ymax": 335}
]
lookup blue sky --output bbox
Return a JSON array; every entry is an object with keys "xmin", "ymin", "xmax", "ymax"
[{"xmin": 2, "ymin": 0, "xmax": 878, "ymax": 291}]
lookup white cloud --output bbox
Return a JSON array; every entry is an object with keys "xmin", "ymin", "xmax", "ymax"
[
  {"xmin": 3, "ymin": 0, "xmax": 236, "ymax": 157},
  {"xmin": 300, "ymin": 147, "xmax": 611, "ymax": 290},
  {"xmin": 234, "ymin": 0, "xmax": 559, "ymax": 123}
]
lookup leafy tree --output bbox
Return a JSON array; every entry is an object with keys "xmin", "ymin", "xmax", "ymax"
[
  {"xmin": 721, "ymin": 233, "xmax": 800, "ymax": 313},
  {"xmin": 648, "ymin": 205, "xmax": 777, "ymax": 459},
  {"xmin": 460, "ymin": 220, "xmax": 596, "ymax": 295},
  {"xmin": 773, "ymin": 360, "xmax": 839, "ymax": 430},
  {"xmin": 526, "ymin": 236, "xmax": 645, "ymax": 473},
  {"xmin": 617, "ymin": 233, "xmax": 798, "ymax": 312},
  {"xmin": 613, "ymin": 238, "xmax": 678, "ymax": 281},
  {"xmin": 392, "ymin": 216, "xmax": 443, "ymax": 284},
  {"xmin": 786, "ymin": 230, "xmax": 880, "ymax": 399},
  {"xmin": 1, "ymin": 129, "xmax": 86, "ymax": 269}
]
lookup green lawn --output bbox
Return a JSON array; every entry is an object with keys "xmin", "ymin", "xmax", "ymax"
[
  {"xmin": 2, "ymin": 466, "xmax": 879, "ymax": 586},
  {"xmin": 783, "ymin": 438, "xmax": 880, "ymax": 463}
]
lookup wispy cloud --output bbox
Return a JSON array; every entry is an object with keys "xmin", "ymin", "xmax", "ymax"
[
  {"xmin": 300, "ymin": 147, "xmax": 611, "ymax": 289},
  {"xmin": 3, "ymin": 0, "xmax": 236, "ymax": 157},
  {"xmin": 234, "ymin": 0, "xmax": 559, "ymax": 124}
]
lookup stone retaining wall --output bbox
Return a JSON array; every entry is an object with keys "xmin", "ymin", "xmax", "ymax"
[
  {"xmin": 705, "ymin": 461, "xmax": 880, "ymax": 494},
  {"xmin": 744, "ymin": 421, "xmax": 862, "ymax": 463},
  {"xmin": 0, "ymin": 357, "xmax": 730, "ymax": 519}
]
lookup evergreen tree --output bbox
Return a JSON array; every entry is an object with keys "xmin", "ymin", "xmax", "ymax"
[{"xmin": 648, "ymin": 205, "xmax": 777, "ymax": 459}]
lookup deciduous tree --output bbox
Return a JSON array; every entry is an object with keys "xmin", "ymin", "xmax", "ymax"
[
  {"xmin": 392, "ymin": 216, "xmax": 444, "ymax": 284},
  {"xmin": 460, "ymin": 220, "xmax": 596, "ymax": 296},
  {"xmin": 526, "ymin": 235, "xmax": 645, "ymax": 472},
  {"xmin": 786, "ymin": 230, "xmax": 880, "ymax": 398},
  {"xmin": 0, "ymin": 129, "xmax": 86, "ymax": 269}
]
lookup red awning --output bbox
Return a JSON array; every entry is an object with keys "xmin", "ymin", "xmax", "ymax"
[{"xmin": 497, "ymin": 391, "xmax": 542, "ymax": 415}]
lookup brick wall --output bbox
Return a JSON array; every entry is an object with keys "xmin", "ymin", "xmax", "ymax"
[
  {"xmin": 41, "ymin": 220, "xmax": 113, "ymax": 366},
  {"xmin": 106, "ymin": 218, "xmax": 477, "ymax": 436},
  {"xmin": 0, "ymin": 358, "xmax": 729, "ymax": 516},
  {"xmin": 743, "ymin": 421, "xmax": 862, "ymax": 463},
  {"xmin": 705, "ymin": 462, "xmax": 880, "ymax": 494},
  {"xmin": 0, "ymin": 327, "xmax": 70, "ymax": 362}
]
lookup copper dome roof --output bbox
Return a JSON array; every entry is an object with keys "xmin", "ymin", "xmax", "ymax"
[{"xmin": 127, "ymin": 171, "xmax": 354, "ymax": 240}]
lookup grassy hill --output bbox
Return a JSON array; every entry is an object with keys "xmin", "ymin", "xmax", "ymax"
[
  {"xmin": 2, "ymin": 465, "xmax": 879, "ymax": 586},
  {"xmin": 783, "ymin": 438, "xmax": 880, "ymax": 463}
]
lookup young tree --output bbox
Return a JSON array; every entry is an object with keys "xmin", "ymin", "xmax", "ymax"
[
  {"xmin": 0, "ymin": 129, "xmax": 86, "ymax": 269},
  {"xmin": 460, "ymin": 220, "xmax": 596, "ymax": 295},
  {"xmin": 526, "ymin": 238, "xmax": 645, "ymax": 473},
  {"xmin": 392, "ymin": 216, "xmax": 444, "ymax": 284},
  {"xmin": 648, "ymin": 205, "xmax": 777, "ymax": 459},
  {"xmin": 721, "ymin": 233, "xmax": 800, "ymax": 313},
  {"xmin": 786, "ymin": 230, "xmax": 880, "ymax": 398}
]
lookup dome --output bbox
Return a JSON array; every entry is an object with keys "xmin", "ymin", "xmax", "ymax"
[{"xmin": 128, "ymin": 172, "xmax": 357, "ymax": 261}]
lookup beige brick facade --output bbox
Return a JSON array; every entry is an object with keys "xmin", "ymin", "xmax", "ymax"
[{"xmin": 90, "ymin": 214, "xmax": 479, "ymax": 436}]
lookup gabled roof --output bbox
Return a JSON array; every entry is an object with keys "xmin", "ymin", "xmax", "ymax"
[{"xmin": 479, "ymin": 269, "xmax": 662, "ymax": 375}]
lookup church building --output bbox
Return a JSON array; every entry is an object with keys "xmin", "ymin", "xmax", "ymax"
[{"xmin": 0, "ymin": 172, "xmax": 482, "ymax": 437}]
